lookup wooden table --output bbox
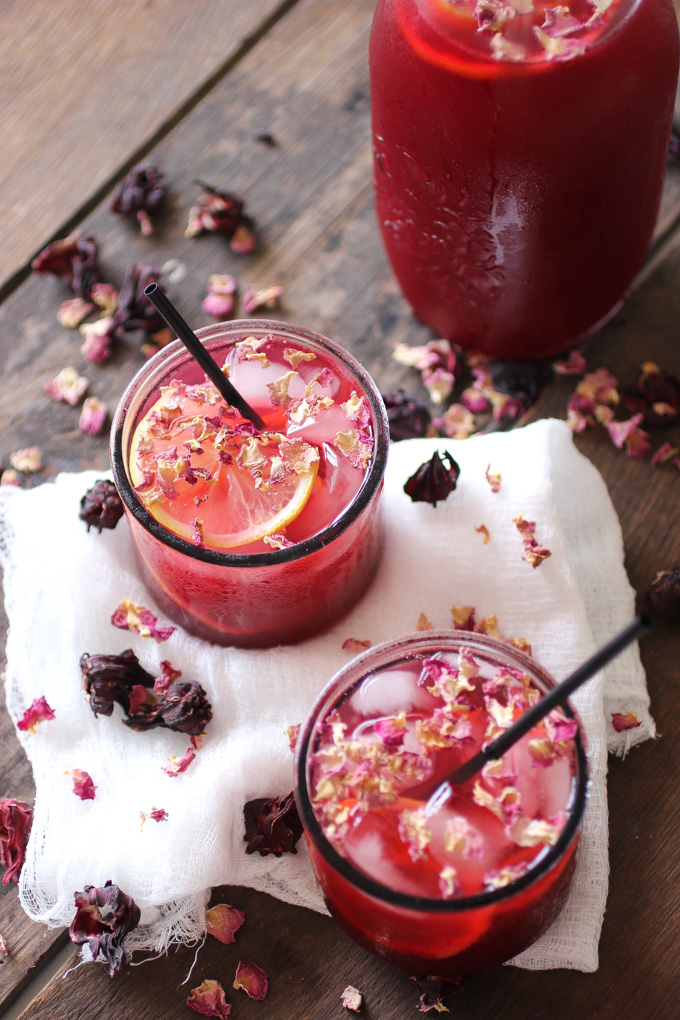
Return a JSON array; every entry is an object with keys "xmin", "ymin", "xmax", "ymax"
[{"xmin": 1, "ymin": 2, "xmax": 679, "ymax": 1017}]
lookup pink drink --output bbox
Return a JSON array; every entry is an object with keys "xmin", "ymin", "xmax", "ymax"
[
  {"xmin": 297, "ymin": 632, "xmax": 587, "ymax": 976},
  {"xmin": 111, "ymin": 321, "xmax": 389, "ymax": 647}
]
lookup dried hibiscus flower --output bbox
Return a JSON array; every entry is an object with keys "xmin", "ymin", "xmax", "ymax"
[
  {"xmin": 124, "ymin": 680, "xmax": 212, "ymax": 737},
  {"xmin": 66, "ymin": 769, "xmax": 96, "ymax": 800},
  {"xmin": 404, "ymin": 450, "xmax": 460, "ymax": 506},
  {"xmin": 186, "ymin": 181, "xmax": 256, "ymax": 254},
  {"xmin": 233, "ymin": 960, "xmax": 268, "ymax": 1001},
  {"xmin": 111, "ymin": 600, "xmax": 176, "ymax": 641},
  {"xmin": 622, "ymin": 362, "xmax": 680, "ymax": 428},
  {"xmin": 69, "ymin": 882, "xmax": 140, "ymax": 977},
  {"xmin": 205, "ymin": 903, "xmax": 245, "ymax": 944},
  {"xmin": 109, "ymin": 164, "xmax": 166, "ymax": 236},
  {"xmin": 611, "ymin": 711, "xmax": 642, "ymax": 733},
  {"xmin": 81, "ymin": 649, "xmax": 155, "ymax": 717},
  {"xmin": 79, "ymin": 480, "xmax": 124, "ymax": 532},
  {"xmin": 488, "ymin": 358, "xmax": 552, "ymax": 409},
  {"xmin": 17, "ymin": 696, "xmax": 55, "ymax": 735},
  {"xmin": 381, "ymin": 389, "xmax": 432, "ymax": 442},
  {"xmin": 113, "ymin": 262, "xmax": 165, "ymax": 337},
  {"xmin": 0, "ymin": 798, "xmax": 33, "ymax": 885},
  {"xmin": 243, "ymin": 791, "xmax": 303, "ymax": 856},
  {"xmin": 187, "ymin": 979, "xmax": 232, "ymax": 1019},
  {"xmin": 646, "ymin": 567, "xmax": 680, "ymax": 619},
  {"xmin": 31, "ymin": 231, "xmax": 100, "ymax": 299}
]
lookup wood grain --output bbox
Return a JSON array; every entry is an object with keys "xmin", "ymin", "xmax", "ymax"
[
  {"xmin": 1, "ymin": 0, "xmax": 679, "ymax": 1015},
  {"xmin": 0, "ymin": 0, "xmax": 298, "ymax": 295}
]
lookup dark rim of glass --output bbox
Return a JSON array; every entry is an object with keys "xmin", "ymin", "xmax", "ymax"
[
  {"xmin": 110, "ymin": 319, "xmax": 389, "ymax": 567},
  {"xmin": 296, "ymin": 630, "xmax": 589, "ymax": 914}
]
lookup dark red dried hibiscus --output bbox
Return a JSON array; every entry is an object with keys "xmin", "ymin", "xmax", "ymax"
[
  {"xmin": 112, "ymin": 263, "xmax": 165, "ymax": 337},
  {"xmin": 404, "ymin": 450, "xmax": 460, "ymax": 506},
  {"xmin": 488, "ymin": 358, "xmax": 552, "ymax": 410},
  {"xmin": 81, "ymin": 649, "xmax": 156, "ymax": 717},
  {"xmin": 185, "ymin": 181, "xmax": 256, "ymax": 253},
  {"xmin": 109, "ymin": 164, "xmax": 166, "ymax": 236},
  {"xmin": 31, "ymin": 231, "xmax": 101, "ymax": 300},
  {"xmin": 382, "ymin": 389, "xmax": 432, "ymax": 442},
  {"xmin": 79, "ymin": 479, "xmax": 124, "ymax": 533},
  {"xmin": 622, "ymin": 362, "xmax": 680, "ymax": 428},
  {"xmin": 646, "ymin": 567, "xmax": 680, "ymax": 619},
  {"xmin": 124, "ymin": 680, "xmax": 212, "ymax": 737},
  {"xmin": 243, "ymin": 792, "xmax": 303, "ymax": 857},
  {"xmin": 69, "ymin": 880, "xmax": 140, "ymax": 977},
  {"xmin": 0, "ymin": 799, "xmax": 33, "ymax": 885},
  {"xmin": 411, "ymin": 975, "xmax": 465, "ymax": 1013}
]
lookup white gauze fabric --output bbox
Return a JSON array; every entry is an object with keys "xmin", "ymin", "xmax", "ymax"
[{"xmin": 0, "ymin": 419, "xmax": 652, "ymax": 971}]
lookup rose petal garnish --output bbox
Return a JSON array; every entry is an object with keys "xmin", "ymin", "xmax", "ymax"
[
  {"xmin": 398, "ymin": 807, "xmax": 433, "ymax": 861},
  {"xmin": 341, "ymin": 985, "xmax": 363, "ymax": 1012},
  {"xmin": 111, "ymin": 600, "xmax": 176, "ymax": 641},
  {"xmin": 162, "ymin": 747, "xmax": 196, "ymax": 777},
  {"xmin": 438, "ymin": 865, "xmax": 459, "ymax": 900},
  {"xmin": 577, "ymin": 367, "xmax": 619, "ymax": 405},
  {"xmin": 611, "ymin": 711, "xmax": 642, "ymax": 733},
  {"xmin": 233, "ymin": 960, "xmax": 268, "ymax": 1001},
  {"xmin": 507, "ymin": 816, "xmax": 561, "ymax": 847},
  {"xmin": 243, "ymin": 283, "xmax": 283, "ymax": 314},
  {"xmin": 286, "ymin": 723, "xmax": 300, "ymax": 753},
  {"xmin": 484, "ymin": 464, "xmax": 501, "ymax": 492},
  {"xmin": 554, "ymin": 349, "xmax": 587, "ymax": 375},
  {"xmin": 392, "ymin": 339, "xmax": 461, "ymax": 404},
  {"xmin": 140, "ymin": 807, "xmax": 169, "ymax": 829},
  {"xmin": 404, "ymin": 450, "xmax": 460, "ymax": 506},
  {"xmin": 187, "ymin": 979, "xmax": 232, "ymax": 1018},
  {"xmin": 17, "ymin": 696, "xmax": 56, "ymax": 735},
  {"xmin": 78, "ymin": 397, "xmax": 108, "ymax": 436},
  {"xmin": 374, "ymin": 713, "xmax": 407, "ymax": 748},
  {"xmin": 607, "ymin": 414, "xmax": 652, "ymax": 459},
  {"xmin": 44, "ymin": 365, "xmax": 88, "ymax": 405},
  {"xmin": 417, "ymin": 612, "xmax": 434, "ymax": 631},
  {"xmin": 9, "ymin": 447, "xmax": 42, "ymax": 473},
  {"xmin": 513, "ymin": 515, "xmax": 552, "ymax": 568},
  {"xmin": 342, "ymin": 637, "xmax": 372, "ymax": 653},
  {"xmin": 433, "ymin": 402, "xmax": 476, "ymax": 439},
  {"xmin": 451, "ymin": 605, "xmax": 475, "ymax": 630},
  {"xmin": 0, "ymin": 799, "xmax": 33, "ymax": 885},
  {"xmin": 243, "ymin": 791, "xmax": 303, "ymax": 856},
  {"xmin": 444, "ymin": 815, "xmax": 484, "ymax": 859},
  {"xmin": 80, "ymin": 317, "xmax": 115, "ymax": 363},
  {"xmin": 69, "ymin": 880, "xmax": 141, "ymax": 977},
  {"xmin": 202, "ymin": 275, "xmax": 237, "ymax": 319},
  {"xmin": 646, "ymin": 567, "xmax": 680, "ymax": 619},
  {"xmin": 475, "ymin": 524, "xmax": 490, "ymax": 544},
  {"xmin": 66, "ymin": 769, "xmax": 96, "ymax": 800},
  {"xmin": 205, "ymin": 903, "xmax": 245, "ymax": 944}
]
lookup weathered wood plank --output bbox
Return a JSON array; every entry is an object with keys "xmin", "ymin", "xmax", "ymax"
[{"xmin": 0, "ymin": 0, "xmax": 298, "ymax": 294}]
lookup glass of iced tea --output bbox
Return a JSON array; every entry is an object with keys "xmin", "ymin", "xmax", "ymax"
[
  {"xmin": 296, "ymin": 631, "xmax": 588, "ymax": 976},
  {"xmin": 110, "ymin": 320, "xmax": 389, "ymax": 648}
]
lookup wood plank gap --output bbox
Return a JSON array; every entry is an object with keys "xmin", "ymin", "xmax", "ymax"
[{"xmin": 0, "ymin": 0, "xmax": 304, "ymax": 309}]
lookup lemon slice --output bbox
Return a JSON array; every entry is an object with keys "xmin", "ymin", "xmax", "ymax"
[{"xmin": 129, "ymin": 395, "xmax": 319, "ymax": 550}]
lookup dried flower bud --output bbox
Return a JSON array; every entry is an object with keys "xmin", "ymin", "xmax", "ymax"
[
  {"xmin": 31, "ymin": 231, "xmax": 101, "ymax": 299},
  {"xmin": 243, "ymin": 791, "xmax": 303, "ymax": 856},
  {"xmin": 69, "ymin": 880, "xmax": 141, "ymax": 977},
  {"xmin": 185, "ymin": 181, "xmax": 256, "ymax": 255},
  {"xmin": 109, "ymin": 164, "xmax": 166, "ymax": 236},
  {"xmin": 646, "ymin": 567, "xmax": 680, "ymax": 619},
  {"xmin": 341, "ymin": 986, "xmax": 363, "ymax": 1012},
  {"xmin": 79, "ymin": 479, "xmax": 124, "ymax": 532},
  {"xmin": 113, "ymin": 263, "xmax": 165, "ymax": 337},
  {"xmin": 0, "ymin": 799, "xmax": 33, "ymax": 885},
  {"xmin": 9, "ymin": 447, "xmax": 42, "ymax": 473},
  {"xmin": 202, "ymin": 274, "xmax": 237, "ymax": 319},
  {"xmin": 0, "ymin": 470, "xmax": 20, "ymax": 487},
  {"xmin": 404, "ymin": 450, "xmax": 460, "ymax": 506},
  {"xmin": 80, "ymin": 317, "xmax": 115, "ymax": 363},
  {"xmin": 382, "ymin": 389, "xmax": 432, "ymax": 442},
  {"xmin": 124, "ymin": 680, "xmax": 212, "ymax": 736},
  {"xmin": 57, "ymin": 297, "xmax": 96, "ymax": 328},
  {"xmin": 79, "ymin": 397, "xmax": 108, "ymax": 436},
  {"xmin": 81, "ymin": 649, "xmax": 155, "ymax": 717},
  {"xmin": 44, "ymin": 365, "xmax": 88, "ymax": 406}
]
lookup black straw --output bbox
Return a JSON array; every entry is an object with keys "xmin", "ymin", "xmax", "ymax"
[
  {"xmin": 425, "ymin": 613, "xmax": 652, "ymax": 811},
  {"xmin": 144, "ymin": 283, "xmax": 265, "ymax": 430}
]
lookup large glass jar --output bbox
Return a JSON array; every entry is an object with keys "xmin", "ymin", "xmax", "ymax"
[{"xmin": 370, "ymin": 0, "xmax": 679, "ymax": 359}]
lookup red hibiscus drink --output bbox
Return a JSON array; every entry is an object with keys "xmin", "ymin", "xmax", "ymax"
[
  {"xmin": 370, "ymin": 0, "xmax": 679, "ymax": 359},
  {"xmin": 111, "ymin": 321, "xmax": 388, "ymax": 647},
  {"xmin": 296, "ymin": 632, "xmax": 587, "ymax": 976}
]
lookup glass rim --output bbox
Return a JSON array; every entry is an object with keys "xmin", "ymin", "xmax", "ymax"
[
  {"xmin": 110, "ymin": 318, "xmax": 390, "ymax": 567},
  {"xmin": 296, "ymin": 630, "xmax": 589, "ymax": 914}
]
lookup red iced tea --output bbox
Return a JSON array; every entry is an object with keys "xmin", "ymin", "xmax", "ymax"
[
  {"xmin": 297, "ymin": 632, "xmax": 587, "ymax": 976},
  {"xmin": 111, "ymin": 321, "xmax": 388, "ymax": 647},
  {"xmin": 370, "ymin": 0, "xmax": 679, "ymax": 359}
]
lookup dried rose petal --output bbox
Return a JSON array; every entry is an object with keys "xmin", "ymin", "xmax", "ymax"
[
  {"xmin": 187, "ymin": 979, "xmax": 232, "ymax": 1018},
  {"xmin": 243, "ymin": 283, "xmax": 283, "ymax": 314},
  {"xmin": 69, "ymin": 880, "xmax": 140, "ymax": 977},
  {"xmin": 650, "ymin": 442, "xmax": 679, "ymax": 467},
  {"xmin": 286, "ymin": 723, "xmax": 300, "ymax": 753},
  {"xmin": 57, "ymin": 297, "xmax": 95, "ymax": 328},
  {"xmin": 433, "ymin": 402, "xmax": 476, "ymax": 440},
  {"xmin": 411, "ymin": 975, "xmax": 464, "ymax": 1013},
  {"xmin": 66, "ymin": 769, "xmax": 96, "ymax": 800},
  {"xmin": 79, "ymin": 479, "xmax": 124, "ymax": 532},
  {"xmin": 475, "ymin": 524, "xmax": 490, "ymax": 544},
  {"xmin": 205, "ymin": 903, "xmax": 245, "ymax": 944},
  {"xmin": 79, "ymin": 397, "xmax": 107, "ymax": 436},
  {"xmin": 202, "ymin": 274, "xmax": 237, "ymax": 319},
  {"xmin": 554, "ymin": 350, "xmax": 587, "ymax": 375},
  {"xmin": 382, "ymin": 389, "xmax": 432, "ymax": 442},
  {"xmin": 611, "ymin": 712, "xmax": 642, "ymax": 733},
  {"xmin": 162, "ymin": 747, "xmax": 196, "ymax": 777},
  {"xmin": 113, "ymin": 263, "xmax": 165, "ymax": 337},
  {"xmin": 0, "ymin": 934, "xmax": 7, "ymax": 959},
  {"xmin": 154, "ymin": 660, "xmax": 182, "ymax": 696},
  {"xmin": 341, "ymin": 985, "xmax": 362, "ymax": 1012},
  {"xmin": 111, "ymin": 600, "xmax": 176, "ymax": 641},
  {"xmin": 485, "ymin": 464, "xmax": 501, "ymax": 492},
  {"xmin": 404, "ymin": 450, "xmax": 460, "ymax": 506},
  {"xmin": 393, "ymin": 339, "xmax": 460, "ymax": 404},
  {"xmin": 185, "ymin": 181, "xmax": 255, "ymax": 255},
  {"xmin": 127, "ymin": 684, "xmax": 158, "ymax": 716},
  {"xmin": 9, "ymin": 447, "xmax": 42, "ymax": 473},
  {"xmin": 124, "ymin": 680, "xmax": 212, "ymax": 736},
  {"xmin": 109, "ymin": 164, "xmax": 166, "ymax": 236},
  {"xmin": 80, "ymin": 317, "xmax": 115, "ymax": 363},
  {"xmin": 622, "ymin": 362, "xmax": 680, "ymax": 428},
  {"xmin": 44, "ymin": 365, "xmax": 88, "ymax": 406},
  {"xmin": 417, "ymin": 612, "xmax": 434, "ymax": 631},
  {"xmin": 233, "ymin": 960, "xmax": 268, "ymax": 1001},
  {"xmin": 0, "ymin": 469, "xmax": 19, "ymax": 487},
  {"xmin": 513, "ymin": 515, "xmax": 552, "ymax": 568},
  {"xmin": 577, "ymin": 367, "xmax": 619, "ymax": 406},
  {"xmin": 451, "ymin": 605, "xmax": 475, "ymax": 630},
  {"xmin": 342, "ymin": 637, "xmax": 372, "ymax": 653},
  {"xmin": 31, "ymin": 231, "xmax": 100, "ymax": 299},
  {"xmin": 0, "ymin": 799, "xmax": 33, "ymax": 885},
  {"xmin": 81, "ymin": 649, "xmax": 155, "ymax": 717},
  {"xmin": 243, "ymin": 791, "xmax": 303, "ymax": 856},
  {"xmin": 607, "ymin": 414, "xmax": 652, "ymax": 459},
  {"xmin": 140, "ymin": 806, "xmax": 169, "ymax": 829},
  {"xmin": 91, "ymin": 282, "xmax": 119, "ymax": 316},
  {"xmin": 646, "ymin": 567, "xmax": 680, "ymax": 619},
  {"xmin": 17, "ymin": 696, "xmax": 55, "ymax": 735}
]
